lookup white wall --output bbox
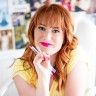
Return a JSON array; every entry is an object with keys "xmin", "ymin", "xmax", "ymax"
[
  {"xmin": 74, "ymin": 12, "xmax": 96, "ymax": 96},
  {"xmin": 0, "ymin": 49, "xmax": 24, "ymax": 96}
]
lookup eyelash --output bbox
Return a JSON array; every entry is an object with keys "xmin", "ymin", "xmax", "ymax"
[
  {"xmin": 38, "ymin": 26, "xmax": 60, "ymax": 33},
  {"xmin": 38, "ymin": 26, "xmax": 46, "ymax": 31},
  {"xmin": 52, "ymin": 30, "xmax": 60, "ymax": 33}
]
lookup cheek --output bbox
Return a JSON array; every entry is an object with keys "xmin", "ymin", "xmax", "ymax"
[
  {"xmin": 54, "ymin": 36, "xmax": 64, "ymax": 51},
  {"xmin": 34, "ymin": 32, "xmax": 42, "ymax": 45},
  {"xmin": 34, "ymin": 30, "xmax": 40, "ymax": 41},
  {"xmin": 56, "ymin": 35, "xmax": 64, "ymax": 45},
  {"xmin": 34, "ymin": 32, "xmax": 39, "ymax": 45}
]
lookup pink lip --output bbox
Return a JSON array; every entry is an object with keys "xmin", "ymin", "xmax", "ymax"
[{"xmin": 40, "ymin": 42, "xmax": 52, "ymax": 47}]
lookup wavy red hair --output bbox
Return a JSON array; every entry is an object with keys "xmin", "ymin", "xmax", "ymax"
[{"xmin": 21, "ymin": 4, "xmax": 78, "ymax": 94}]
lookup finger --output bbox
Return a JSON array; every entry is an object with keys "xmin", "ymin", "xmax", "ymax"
[
  {"xmin": 38, "ymin": 52, "xmax": 56, "ymax": 74},
  {"xmin": 43, "ymin": 52, "xmax": 50, "ymax": 61},
  {"xmin": 33, "ymin": 53, "xmax": 43, "ymax": 65},
  {"xmin": 41, "ymin": 52, "xmax": 50, "ymax": 67},
  {"xmin": 36, "ymin": 63, "xmax": 52, "ymax": 76}
]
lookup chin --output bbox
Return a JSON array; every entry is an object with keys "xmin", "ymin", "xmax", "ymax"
[
  {"xmin": 42, "ymin": 51, "xmax": 53, "ymax": 55},
  {"xmin": 47, "ymin": 51, "xmax": 57, "ymax": 56}
]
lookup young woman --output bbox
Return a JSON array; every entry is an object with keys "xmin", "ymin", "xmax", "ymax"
[{"xmin": 12, "ymin": 3, "xmax": 87, "ymax": 96}]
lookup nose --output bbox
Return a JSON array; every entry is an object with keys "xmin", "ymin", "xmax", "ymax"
[{"xmin": 44, "ymin": 30, "xmax": 52, "ymax": 40}]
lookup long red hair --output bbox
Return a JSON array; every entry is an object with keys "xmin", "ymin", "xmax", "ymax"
[{"xmin": 21, "ymin": 4, "xmax": 78, "ymax": 93}]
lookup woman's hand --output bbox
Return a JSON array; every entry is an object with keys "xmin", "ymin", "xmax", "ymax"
[
  {"xmin": 33, "ymin": 52, "xmax": 52, "ymax": 79},
  {"xmin": 33, "ymin": 52, "xmax": 52, "ymax": 96}
]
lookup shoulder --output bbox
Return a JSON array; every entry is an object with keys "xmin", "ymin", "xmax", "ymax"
[
  {"xmin": 12, "ymin": 59, "xmax": 37, "ymax": 87},
  {"xmin": 13, "ymin": 59, "xmax": 30, "ymax": 70}
]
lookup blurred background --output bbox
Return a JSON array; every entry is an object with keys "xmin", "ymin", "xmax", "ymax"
[{"xmin": 0, "ymin": 0, "xmax": 96, "ymax": 96}]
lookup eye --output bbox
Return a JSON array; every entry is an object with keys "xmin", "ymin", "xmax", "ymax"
[
  {"xmin": 38, "ymin": 26, "xmax": 46, "ymax": 31},
  {"xmin": 52, "ymin": 29, "xmax": 60, "ymax": 33}
]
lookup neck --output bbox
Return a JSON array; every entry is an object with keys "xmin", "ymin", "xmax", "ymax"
[{"xmin": 50, "ymin": 53, "xmax": 57, "ymax": 67}]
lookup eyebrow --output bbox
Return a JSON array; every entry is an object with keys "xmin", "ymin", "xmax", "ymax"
[
  {"xmin": 52, "ymin": 27, "xmax": 60, "ymax": 29},
  {"xmin": 39, "ymin": 24, "xmax": 60, "ymax": 29},
  {"xmin": 39, "ymin": 24, "xmax": 46, "ymax": 26}
]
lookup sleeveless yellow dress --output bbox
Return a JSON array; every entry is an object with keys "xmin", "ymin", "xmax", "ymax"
[{"xmin": 12, "ymin": 48, "xmax": 81, "ymax": 96}]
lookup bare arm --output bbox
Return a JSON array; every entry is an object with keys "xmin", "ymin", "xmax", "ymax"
[
  {"xmin": 64, "ymin": 60, "xmax": 87, "ymax": 96},
  {"xmin": 14, "ymin": 75, "xmax": 50, "ymax": 96},
  {"xmin": 13, "ymin": 52, "xmax": 52, "ymax": 96},
  {"xmin": 13, "ymin": 75, "xmax": 36, "ymax": 96}
]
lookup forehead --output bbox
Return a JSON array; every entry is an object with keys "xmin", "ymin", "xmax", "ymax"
[
  {"xmin": 37, "ymin": 22, "xmax": 62, "ymax": 29},
  {"xmin": 36, "ymin": 11, "xmax": 64, "ymax": 28}
]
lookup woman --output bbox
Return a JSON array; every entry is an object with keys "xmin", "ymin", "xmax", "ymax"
[{"xmin": 12, "ymin": 4, "xmax": 87, "ymax": 96}]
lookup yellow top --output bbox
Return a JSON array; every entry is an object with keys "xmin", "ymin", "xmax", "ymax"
[{"xmin": 12, "ymin": 48, "xmax": 80, "ymax": 96}]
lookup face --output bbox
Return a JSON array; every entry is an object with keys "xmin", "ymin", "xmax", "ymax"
[{"xmin": 34, "ymin": 23, "xmax": 64, "ymax": 55}]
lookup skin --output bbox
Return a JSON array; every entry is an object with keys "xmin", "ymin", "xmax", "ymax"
[
  {"xmin": 34, "ymin": 24, "xmax": 64, "ymax": 55},
  {"xmin": 34, "ymin": 23, "xmax": 64, "ymax": 65}
]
